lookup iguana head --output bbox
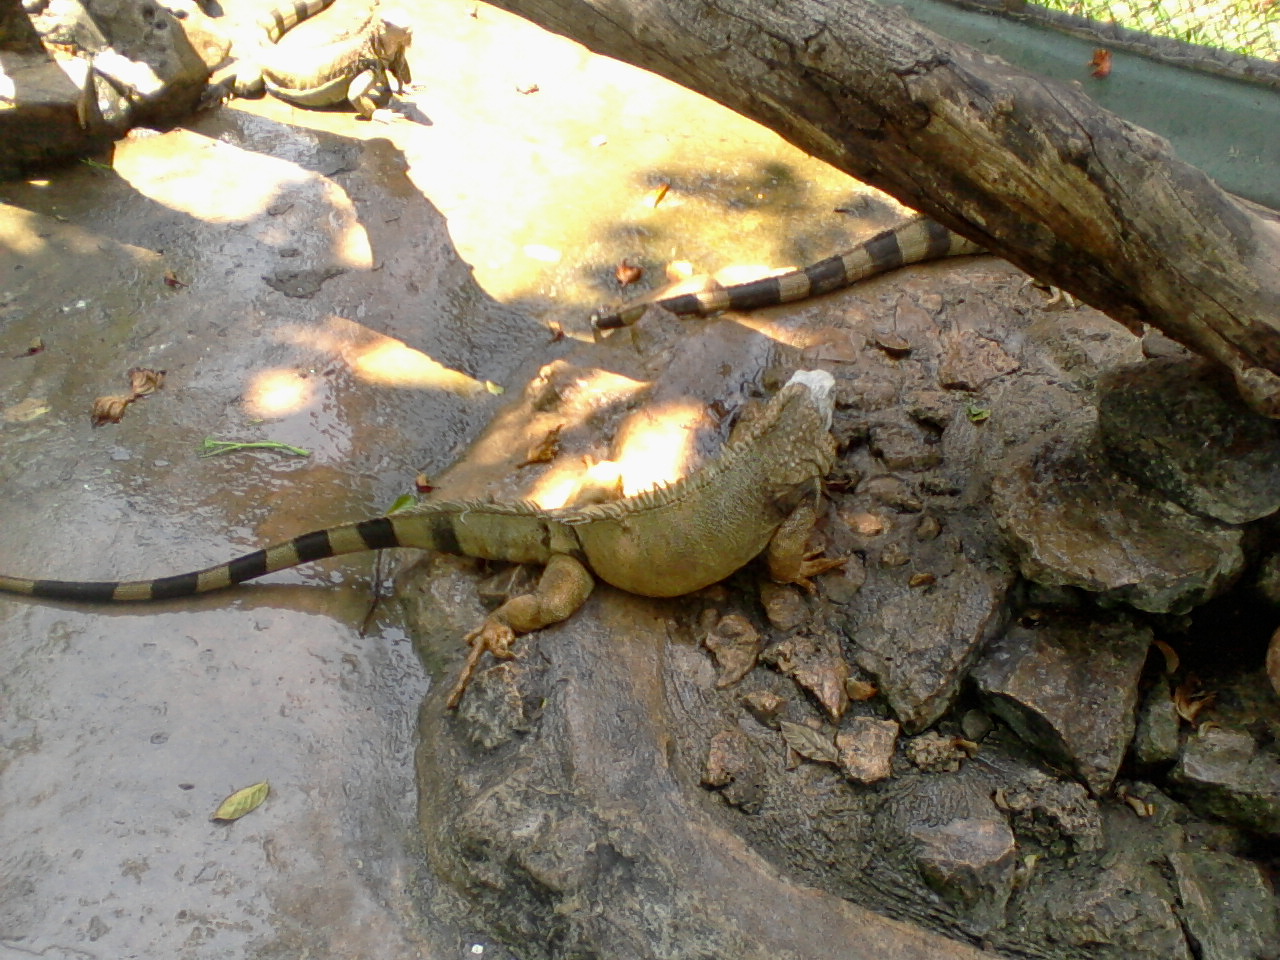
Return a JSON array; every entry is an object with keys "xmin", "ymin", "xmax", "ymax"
[{"xmin": 786, "ymin": 369, "xmax": 835, "ymax": 430}]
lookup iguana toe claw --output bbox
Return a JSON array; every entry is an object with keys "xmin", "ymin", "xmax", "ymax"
[{"xmin": 445, "ymin": 621, "xmax": 517, "ymax": 709}]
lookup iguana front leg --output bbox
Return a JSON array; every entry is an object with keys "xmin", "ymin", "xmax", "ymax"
[
  {"xmin": 446, "ymin": 552, "xmax": 595, "ymax": 708},
  {"xmin": 766, "ymin": 500, "xmax": 845, "ymax": 592},
  {"xmin": 347, "ymin": 64, "xmax": 389, "ymax": 119}
]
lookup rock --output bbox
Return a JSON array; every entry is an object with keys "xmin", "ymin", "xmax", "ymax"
[
  {"xmin": 412, "ymin": 577, "xmax": 994, "ymax": 960},
  {"xmin": 1018, "ymin": 809, "xmax": 1193, "ymax": 960},
  {"xmin": 959, "ymin": 709, "xmax": 994, "ymax": 743},
  {"xmin": 1167, "ymin": 849, "xmax": 1280, "ymax": 960},
  {"xmin": 847, "ymin": 569, "xmax": 1010, "ymax": 732},
  {"xmin": 1132, "ymin": 678, "xmax": 1181, "ymax": 767},
  {"xmin": 937, "ymin": 330, "xmax": 1019, "ymax": 390},
  {"xmin": 993, "ymin": 766, "xmax": 1103, "ymax": 853},
  {"xmin": 992, "ymin": 418, "xmax": 1246, "ymax": 614},
  {"xmin": 263, "ymin": 265, "xmax": 346, "ymax": 298},
  {"xmin": 1252, "ymin": 546, "xmax": 1280, "ymax": 607},
  {"xmin": 836, "ymin": 716, "xmax": 898, "ymax": 784},
  {"xmin": 1170, "ymin": 725, "xmax": 1280, "ymax": 836},
  {"xmin": 703, "ymin": 727, "xmax": 766, "ymax": 812},
  {"xmin": 762, "ymin": 631, "xmax": 850, "ymax": 722},
  {"xmin": 971, "ymin": 612, "xmax": 1152, "ymax": 792},
  {"xmin": 868, "ymin": 415, "xmax": 942, "ymax": 471},
  {"xmin": 701, "ymin": 612, "xmax": 762, "ymax": 687},
  {"xmin": 0, "ymin": 49, "xmax": 111, "ymax": 177},
  {"xmin": 904, "ymin": 730, "xmax": 974, "ymax": 773},
  {"xmin": 877, "ymin": 770, "xmax": 1019, "ymax": 938},
  {"xmin": 861, "ymin": 474, "xmax": 923, "ymax": 512},
  {"xmin": 2, "ymin": 0, "xmax": 222, "ymax": 176},
  {"xmin": 740, "ymin": 689, "xmax": 785, "ymax": 728},
  {"xmin": 909, "ymin": 817, "xmax": 1017, "ymax": 935},
  {"xmin": 757, "ymin": 580, "xmax": 808, "ymax": 631},
  {"xmin": 1099, "ymin": 358, "xmax": 1280, "ymax": 523}
]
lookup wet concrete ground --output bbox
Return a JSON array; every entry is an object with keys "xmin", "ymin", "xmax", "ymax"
[{"xmin": 0, "ymin": 2, "xmax": 924, "ymax": 957}]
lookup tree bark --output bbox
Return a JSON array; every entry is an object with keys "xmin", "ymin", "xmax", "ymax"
[{"xmin": 483, "ymin": 0, "xmax": 1280, "ymax": 417}]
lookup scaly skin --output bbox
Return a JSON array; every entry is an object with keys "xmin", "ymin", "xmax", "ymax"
[
  {"xmin": 0, "ymin": 371, "xmax": 839, "ymax": 706},
  {"xmin": 222, "ymin": 0, "xmax": 412, "ymax": 119},
  {"xmin": 591, "ymin": 217, "xmax": 984, "ymax": 331}
]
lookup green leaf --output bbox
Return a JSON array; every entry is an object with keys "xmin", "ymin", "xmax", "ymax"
[
  {"xmin": 210, "ymin": 781, "xmax": 269, "ymax": 822},
  {"xmin": 385, "ymin": 493, "xmax": 419, "ymax": 514},
  {"xmin": 199, "ymin": 437, "xmax": 311, "ymax": 458}
]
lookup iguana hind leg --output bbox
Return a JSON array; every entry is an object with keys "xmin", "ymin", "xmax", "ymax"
[
  {"xmin": 446, "ymin": 552, "xmax": 595, "ymax": 709},
  {"xmin": 766, "ymin": 500, "xmax": 845, "ymax": 593}
]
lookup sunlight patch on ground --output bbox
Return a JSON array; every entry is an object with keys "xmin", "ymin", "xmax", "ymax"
[
  {"xmin": 111, "ymin": 130, "xmax": 312, "ymax": 222},
  {"xmin": 609, "ymin": 397, "xmax": 706, "ymax": 496},
  {"xmin": 244, "ymin": 367, "xmax": 318, "ymax": 418},
  {"xmin": 108, "ymin": 129, "xmax": 374, "ymax": 269},
  {"xmin": 275, "ymin": 316, "xmax": 488, "ymax": 395},
  {"xmin": 0, "ymin": 206, "xmax": 52, "ymax": 256}
]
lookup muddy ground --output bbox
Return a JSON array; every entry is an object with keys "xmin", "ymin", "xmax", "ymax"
[
  {"xmin": 0, "ymin": 2, "xmax": 938, "ymax": 956},
  {"xmin": 4, "ymin": 2, "xmax": 1277, "ymax": 959}
]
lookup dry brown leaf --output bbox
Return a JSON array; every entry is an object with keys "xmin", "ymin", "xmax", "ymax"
[
  {"xmin": 12, "ymin": 338, "xmax": 44, "ymax": 359},
  {"xmin": 645, "ymin": 182, "xmax": 670, "ymax": 208},
  {"xmin": 1118, "ymin": 785, "xmax": 1155, "ymax": 817},
  {"xmin": 517, "ymin": 423, "xmax": 563, "ymax": 467},
  {"xmin": 843, "ymin": 511, "xmax": 886, "ymax": 537},
  {"xmin": 128, "ymin": 367, "xmax": 166, "ymax": 397},
  {"xmin": 908, "ymin": 572, "xmax": 936, "ymax": 588},
  {"xmin": 1153, "ymin": 638, "xmax": 1180, "ymax": 675},
  {"xmin": 615, "ymin": 260, "xmax": 643, "ymax": 286},
  {"xmin": 1090, "ymin": 48, "xmax": 1113, "ymax": 78},
  {"xmin": 779, "ymin": 721, "xmax": 839, "ymax": 765},
  {"xmin": 210, "ymin": 781, "xmax": 269, "ymax": 822},
  {"xmin": 1173, "ymin": 675, "xmax": 1216, "ymax": 724},
  {"xmin": 91, "ymin": 394, "xmax": 134, "ymax": 426},
  {"xmin": 844, "ymin": 677, "xmax": 878, "ymax": 702}
]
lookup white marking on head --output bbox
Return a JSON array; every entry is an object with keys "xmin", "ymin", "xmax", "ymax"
[{"xmin": 786, "ymin": 369, "xmax": 835, "ymax": 429}]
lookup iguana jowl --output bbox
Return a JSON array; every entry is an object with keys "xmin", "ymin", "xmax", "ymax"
[{"xmin": 0, "ymin": 371, "xmax": 840, "ymax": 707}]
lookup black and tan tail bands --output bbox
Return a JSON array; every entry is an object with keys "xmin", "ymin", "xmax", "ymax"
[
  {"xmin": 259, "ymin": 0, "xmax": 335, "ymax": 42},
  {"xmin": 0, "ymin": 517, "xmax": 403, "ymax": 603},
  {"xmin": 591, "ymin": 218, "xmax": 983, "ymax": 331}
]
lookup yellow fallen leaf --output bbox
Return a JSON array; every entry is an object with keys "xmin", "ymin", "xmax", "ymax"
[{"xmin": 210, "ymin": 781, "xmax": 269, "ymax": 822}]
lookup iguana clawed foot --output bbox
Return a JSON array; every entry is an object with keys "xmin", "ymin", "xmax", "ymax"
[
  {"xmin": 782, "ymin": 551, "xmax": 848, "ymax": 595},
  {"xmin": 765, "ymin": 500, "xmax": 845, "ymax": 593},
  {"xmin": 446, "ymin": 619, "xmax": 518, "ymax": 709}
]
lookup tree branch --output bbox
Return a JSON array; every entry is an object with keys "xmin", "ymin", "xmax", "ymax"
[{"xmin": 486, "ymin": 0, "xmax": 1280, "ymax": 416}]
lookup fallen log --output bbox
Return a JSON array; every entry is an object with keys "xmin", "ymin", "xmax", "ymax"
[{"xmin": 484, "ymin": 0, "xmax": 1280, "ymax": 416}]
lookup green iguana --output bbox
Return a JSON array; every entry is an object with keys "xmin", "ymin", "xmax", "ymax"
[
  {"xmin": 0, "ymin": 371, "xmax": 841, "ymax": 707},
  {"xmin": 591, "ymin": 217, "xmax": 984, "ymax": 331},
  {"xmin": 208, "ymin": 0, "xmax": 412, "ymax": 119}
]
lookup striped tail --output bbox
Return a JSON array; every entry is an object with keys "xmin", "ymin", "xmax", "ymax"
[
  {"xmin": 259, "ymin": 0, "xmax": 337, "ymax": 43},
  {"xmin": 590, "ymin": 218, "xmax": 985, "ymax": 331},
  {"xmin": 0, "ymin": 517, "xmax": 406, "ymax": 603}
]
